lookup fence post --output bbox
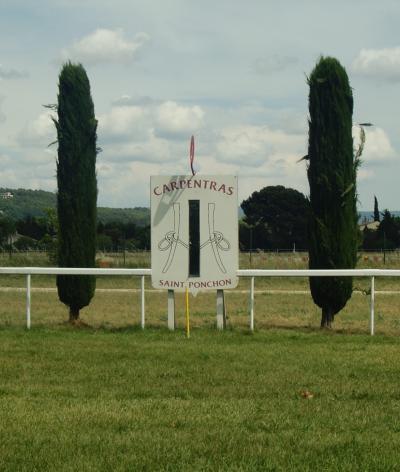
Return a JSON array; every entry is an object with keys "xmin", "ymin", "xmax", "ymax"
[
  {"xmin": 370, "ymin": 276, "xmax": 375, "ymax": 336},
  {"xmin": 26, "ymin": 274, "xmax": 31, "ymax": 329},
  {"xmin": 168, "ymin": 289, "xmax": 175, "ymax": 330},
  {"xmin": 216, "ymin": 289, "xmax": 226, "ymax": 329},
  {"xmin": 141, "ymin": 276, "xmax": 145, "ymax": 329},
  {"xmin": 249, "ymin": 276, "xmax": 254, "ymax": 331}
]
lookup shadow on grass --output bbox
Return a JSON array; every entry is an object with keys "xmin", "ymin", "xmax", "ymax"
[
  {"xmin": 1, "ymin": 317, "xmax": 397, "ymax": 338},
  {"xmin": 1, "ymin": 320, "xmax": 376, "ymax": 337}
]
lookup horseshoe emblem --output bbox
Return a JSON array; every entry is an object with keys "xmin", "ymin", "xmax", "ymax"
[
  {"xmin": 158, "ymin": 202, "xmax": 230, "ymax": 274},
  {"xmin": 200, "ymin": 203, "xmax": 230, "ymax": 273},
  {"xmin": 158, "ymin": 203, "xmax": 188, "ymax": 273}
]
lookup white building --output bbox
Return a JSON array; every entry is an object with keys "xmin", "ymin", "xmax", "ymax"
[{"xmin": 0, "ymin": 192, "xmax": 13, "ymax": 199}]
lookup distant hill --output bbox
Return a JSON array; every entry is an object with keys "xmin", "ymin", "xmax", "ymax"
[
  {"xmin": 0, "ymin": 188, "xmax": 150, "ymax": 226},
  {"xmin": 0, "ymin": 188, "xmax": 56, "ymax": 219},
  {"xmin": 97, "ymin": 207, "xmax": 149, "ymax": 226},
  {"xmin": 1, "ymin": 188, "xmax": 398, "ymax": 228}
]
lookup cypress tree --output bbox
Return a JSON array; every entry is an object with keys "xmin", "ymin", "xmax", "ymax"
[
  {"xmin": 307, "ymin": 57, "xmax": 359, "ymax": 328},
  {"xmin": 374, "ymin": 196, "xmax": 380, "ymax": 222},
  {"xmin": 54, "ymin": 62, "xmax": 98, "ymax": 322}
]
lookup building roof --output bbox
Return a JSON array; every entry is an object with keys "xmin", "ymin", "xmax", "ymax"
[{"xmin": 359, "ymin": 220, "xmax": 380, "ymax": 231}]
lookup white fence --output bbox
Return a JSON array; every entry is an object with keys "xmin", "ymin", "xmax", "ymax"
[{"xmin": 0, "ymin": 267, "xmax": 400, "ymax": 335}]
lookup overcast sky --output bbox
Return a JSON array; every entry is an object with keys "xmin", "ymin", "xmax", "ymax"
[{"xmin": 1, "ymin": 0, "xmax": 399, "ymax": 210}]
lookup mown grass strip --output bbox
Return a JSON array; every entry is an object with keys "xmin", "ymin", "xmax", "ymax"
[{"xmin": 1, "ymin": 328, "xmax": 400, "ymax": 471}]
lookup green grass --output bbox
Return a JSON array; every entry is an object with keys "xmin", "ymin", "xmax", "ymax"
[
  {"xmin": 1, "ymin": 328, "xmax": 400, "ymax": 471},
  {"xmin": 1, "ymin": 278, "xmax": 400, "ymax": 335},
  {"xmin": 0, "ymin": 283, "xmax": 399, "ymax": 337},
  {"xmin": 1, "ymin": 252, "xmax": 400, "ymax": 469}
]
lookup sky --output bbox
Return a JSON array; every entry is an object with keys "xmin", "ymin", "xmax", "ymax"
[{"xmin": 1, "ymin": 0, "xmax": 399, "ymax": 210}]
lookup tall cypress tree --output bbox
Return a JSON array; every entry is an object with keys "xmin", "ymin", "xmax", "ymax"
[
  {"xmin": 307, "ymin": 56, "xmax": 359, "ymax": 328},
  {"xmin": 54, "ymin": 62, "xmax": 98, "ymax": 322},
  {"xmin": 374, "ymin": 196, "xmax": 380, "ymax": 222}
]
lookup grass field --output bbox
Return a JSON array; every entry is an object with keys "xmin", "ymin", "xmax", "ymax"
[
  {"xmin": 1, "ymin": 248, "xmax": 400, "ymax": 270},
  {"xmin": 1, "ymin": 251, "xmax": 400, "ymax": 470},
  {"xmin": 1, "ymin": 327, "xmax": 400, "ymax": 471}
]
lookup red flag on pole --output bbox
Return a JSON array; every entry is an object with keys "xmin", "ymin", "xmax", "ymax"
[{"xmin": 190, "ymin": 135, "xmax": 195, "ymax": 176}]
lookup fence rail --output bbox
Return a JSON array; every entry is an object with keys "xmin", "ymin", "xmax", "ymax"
[{"xmin": 1, "ymin": 267, "xmax": 400, "ymax": 334}]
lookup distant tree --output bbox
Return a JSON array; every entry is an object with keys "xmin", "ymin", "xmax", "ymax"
[
  {"xmin": 374, "ymin": 196, "xmax": 380, "ymax": 222},
  {"xmin": 307, "ymin": 56, "xmax": 359, "ymax": 328},
  {"xmin": 14, "ymin": 235, "xmax": 38, "ymax": 251},
  {"xmin": 54, "ymin": 62, "xmax": 98, "ymax": 322},
  {"xmin": 241, "ymin": 185, "xmax": 309, "ymax": 250},
  {"xmin": 0, "ymin": 215, "xmax": 16, "ymax": 247},
  {"xmin": 97, "ymin": 234, "xmax": 113, "ymax": 252},
  {"xmin": 103, "ymin": 222, "xmax": 123, "ymax": 250},
  {"xmin": 95, "ymin": 220, "xmax": 148, "ymax": 251},
  {"xmin": 362, "ymin": 226, "xmax": 378, "ymax": 251},
  {"xmin": 16, "ymin": 209, "xmax": 57, "ymax": 242},
  {"xmin": 16, "ymin": 216, "xmax": 47, "ymax": 240},
  {"xmin": 378, "ymin": 210, "xmax": 400, "ymax": 248},
  {"xmin": 136, "ymin": 225, "xmax": 150, "ymax": 251}
]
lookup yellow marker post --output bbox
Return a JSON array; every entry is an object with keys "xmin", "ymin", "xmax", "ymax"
[{"xmin": 185, "ymin": 287, "xmax": 190, "ymax": 338}]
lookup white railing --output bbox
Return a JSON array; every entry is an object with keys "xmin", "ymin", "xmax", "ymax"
[
  {"xmin": 237, "ymin": 269, "xmax": 400, "ymax": 336},
  {"xmin": 0, "ymin": 267, "xmax": 399, "ymax": 334},
  {"xmin": 0, "ymin": 267, "xmax": 151, "ymax": 330}
]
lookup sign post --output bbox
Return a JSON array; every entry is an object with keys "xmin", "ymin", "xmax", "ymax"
[{"xmin": 151, "ymin": 175, "xmax": 238, "ymax": 329}]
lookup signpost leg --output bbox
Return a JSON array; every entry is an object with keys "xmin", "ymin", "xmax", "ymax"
[
  {"xmin": 216, "ymin": 289, "xmax": 226, "ymax": 329},
  {"xmin": 185, "ymin": 288, "xmax": 190, "ymax": 338},
  {"xmin": 168, "ymin": 289, "xmax": 175, "ymax": 330},
  {"xmin": 249, "ymin": 276, "xmax": 254, "ymax": 331},
  {"xmin": 370, "ymin": 276, "xmax": 375, "ymax": 336},
  {"xmin": 26, "ymin": 274, "xmax": 31, "ymax": 329},
  {"xmin": 140, "ymin": 276, "xmax": 145, "ymax": 329}
]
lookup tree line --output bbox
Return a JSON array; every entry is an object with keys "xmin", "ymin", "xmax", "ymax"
[
  {"xmin": 0, "ymin": 213, "xmax": 150, "ymax": 252},
  {"xmin": 240, "ymin": 187, "xmax": 399, "ymax": 252},
  {"xmin": 1, "ymin": 191, "xmax": 397, "ymax": 254},
  {"xmin": 1, "ymin": 190, "xmax": 396, "ymax": 267}
]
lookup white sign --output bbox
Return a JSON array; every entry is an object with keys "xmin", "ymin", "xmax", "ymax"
[{"xmin": 151, "ymin": 175, "xmax": 238, "ymax": 292}]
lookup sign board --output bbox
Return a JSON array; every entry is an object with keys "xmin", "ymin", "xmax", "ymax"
[{"xmin": 151, "ymin": 175, "xmax": 238, "ymax": 292}]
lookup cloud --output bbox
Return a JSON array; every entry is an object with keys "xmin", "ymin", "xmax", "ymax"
[
  {"xmin": 103, "ymin": 130, "xmax": 174, "ymax": 164},
  {"xmin": 353, "ymin": 126, "xmax": 395, "ymax": 162},
  {"xmin": 12, "ymin": 98, "xmax": 205, "ymax": 176},
  {"xmin": 216, "ymin": 125, "xmax": 306, "ymax": 168},
  {"xmin": 98, "ymin": 105, "xmax": 146, "ymax": 139},
  {"xmin": 60, "ymin": 29, "xmax": 150, "ymax": 65},
  {"xmin": 253, "ymin": 55, "xmax": 298, "ymax": 75},
  {"xmin": 0, "ymin": 97, "xmax": 5, "ymax": 123},
  {"xmin": 203, "ymin": 124, "xmax": 311, "ymax": 200},
  {"xmin": 13, "ymin": 99, "xmax": 311, "ymax": 207},
  {"xmin": 95, "ymin": 99, "xmax": 207, "ymax": 173},
  {"xmin": 98, "ymin": 99, "xmax": 205, "ymax": 145},
  {"xmin": 112, "ymin": 95, "xmax": 157, "ymax": 107},
  {"xmin": 97, "ymin": 158, "xmax": 200, "ymax": 207},
  {"xmin": 358, "ymin": 168, "xmax": 374, "ymax": 181},
  {"xmin": 0, "ymin": 153, "xmax": 11, "ymax": 165},
  {"xmin": 0, "ymin": 65, "xmax": 29, "ymax": 80},
  {"xmin": 155, "ymin": 101, "xmax": 205, "ymax": 137},
  {"xmin": 0, "ymin": 153, "xmax": 56, "ymax": 191},
  {"xmin": 352, "ymin": 47, "xmax": 400, "ymax": 81},
  {"xmin": 18, "ymin": 110, "xmax": 56, "ymax": 146}
]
